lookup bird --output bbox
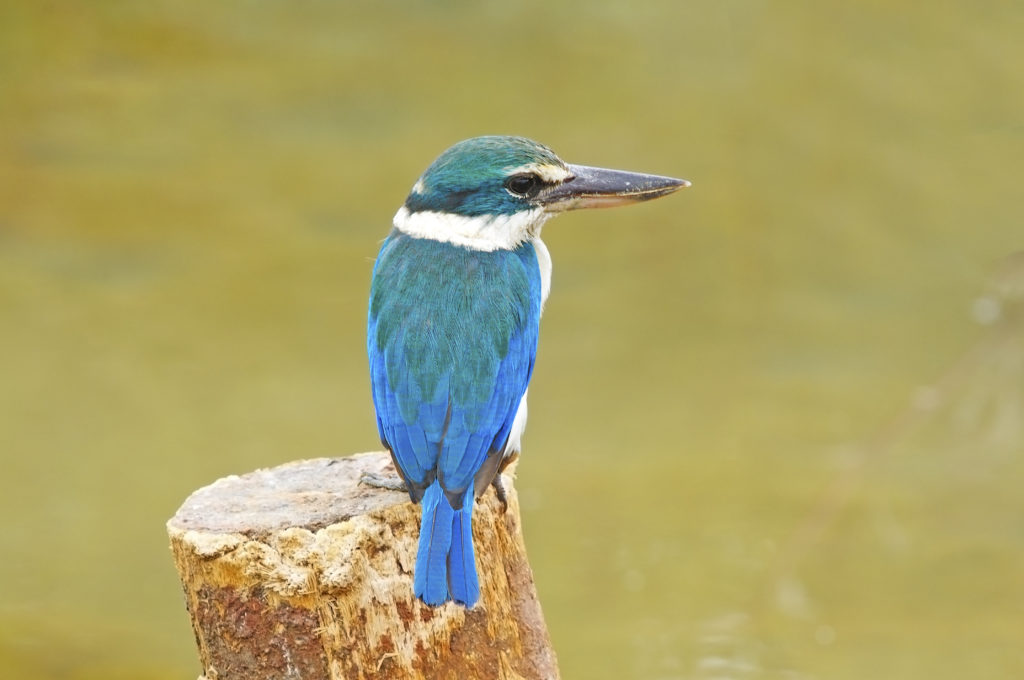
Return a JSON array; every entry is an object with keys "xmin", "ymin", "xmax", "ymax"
[{"xmin": 367, "ymin": 135, "xmax": 688, "ymax": 607}]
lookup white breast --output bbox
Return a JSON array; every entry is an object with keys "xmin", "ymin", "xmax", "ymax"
[
  {"xmin": 504, "ymin": 390, "xmax": 530, "ymax": 458},
  {"xmin": 504, "ymin": 236, "xmax": 552, "ymax": 459},
  {"xmin": 533, "ymin": 236, "xmax": 552, "ymax": 309}
]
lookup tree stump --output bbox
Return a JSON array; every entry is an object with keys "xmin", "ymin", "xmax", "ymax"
[{"xmin": 167, "ymin": 451, "xmax": 559, "ymax": 680}]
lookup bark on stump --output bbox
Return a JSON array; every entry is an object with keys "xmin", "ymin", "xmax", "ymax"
[{"xmin": 167, "ymin": 451, "xmax": 559, "ymax": 680}]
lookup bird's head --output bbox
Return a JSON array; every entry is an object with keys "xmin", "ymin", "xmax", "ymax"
[{"xmin": 393, "ymin": 135, "xmax": 688, "ymax": 251}]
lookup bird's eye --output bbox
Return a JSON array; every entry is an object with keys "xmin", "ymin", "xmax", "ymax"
[{"xmin": 505, "ymin": 173, "xmax": 541, "ymax": 198}]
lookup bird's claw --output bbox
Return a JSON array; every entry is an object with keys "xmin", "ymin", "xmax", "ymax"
[
  {"xmin": 491, "ymin": 474, "xmax": 509, "ymax": 512},
  {"xmin": 360, "ymin": 471, "xmax": 408, "ymax": 493}
]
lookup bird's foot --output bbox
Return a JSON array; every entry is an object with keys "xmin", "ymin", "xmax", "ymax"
[
  {"xmin": 491, "ymin": 474, "xmax": 509, "ymax": 512},
  {"xmin": 360, "ymin": 471, "xmax": 408, "ymax": 493}
]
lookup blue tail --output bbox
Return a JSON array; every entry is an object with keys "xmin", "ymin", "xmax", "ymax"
[
  {"xmin": 447, "ymin": 481, "xmax": 479, "ymax": 606},
  {"xmin": 414, "ymin": 480, "xmax": 479, "ymax": 606}
]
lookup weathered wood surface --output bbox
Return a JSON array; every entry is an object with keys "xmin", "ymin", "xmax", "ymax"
[{"xmin": 167, "ymin": 451, "xmax": 559, "ymax": 680}]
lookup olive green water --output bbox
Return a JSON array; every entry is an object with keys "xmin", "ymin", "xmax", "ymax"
[{"xmin": 2, "ymin": 1, "xmax": 1023, "ymax": 678}]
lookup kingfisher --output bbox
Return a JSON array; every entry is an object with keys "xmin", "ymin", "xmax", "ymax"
[{"xmin": 367, "ymin": 136, "xmax": 688, "ymax": 607}]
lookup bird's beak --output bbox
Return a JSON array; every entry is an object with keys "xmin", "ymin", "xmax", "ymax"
[{"xmin": 538, "ymin": 164, "xmax": 690, "ymax": 212}]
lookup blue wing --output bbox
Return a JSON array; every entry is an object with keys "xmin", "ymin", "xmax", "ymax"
[{"xmin": 367, "ymin": 231, "xmax": 541, "ymax": 503}]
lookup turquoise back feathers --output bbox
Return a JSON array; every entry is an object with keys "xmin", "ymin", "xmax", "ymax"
[{"xmin": 368, "ymin": 232, "xmax": 542, "ymax": 472}]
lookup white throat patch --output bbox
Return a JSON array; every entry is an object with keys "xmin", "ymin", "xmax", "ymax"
[{"xmin": 393, "ymin": 205, "xmax": 551, "ymax": 252}]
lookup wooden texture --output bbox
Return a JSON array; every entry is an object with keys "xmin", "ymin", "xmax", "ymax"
[{"xmin": 167, "ymin": 451, "xmax": 559, "ymax": 680}]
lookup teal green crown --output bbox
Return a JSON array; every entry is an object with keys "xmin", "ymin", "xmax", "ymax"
[{"xmin": 403, "ymin": 136, "xmax": 566, "ymax": 217}]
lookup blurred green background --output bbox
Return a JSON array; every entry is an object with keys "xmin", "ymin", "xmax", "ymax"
[{"xmin": 2, "ymin": 1, "xmax": 1022, "ymax": 678}]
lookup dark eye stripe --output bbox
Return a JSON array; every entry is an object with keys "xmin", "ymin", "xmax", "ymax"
[{"xmin": 505, "ymin": 173, "xmax": 541, "ymax": 198}]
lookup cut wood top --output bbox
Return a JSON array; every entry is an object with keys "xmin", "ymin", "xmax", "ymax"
[{"xmin": 168, "ymin": 452, "xmax": 405, "ymax": 539}]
